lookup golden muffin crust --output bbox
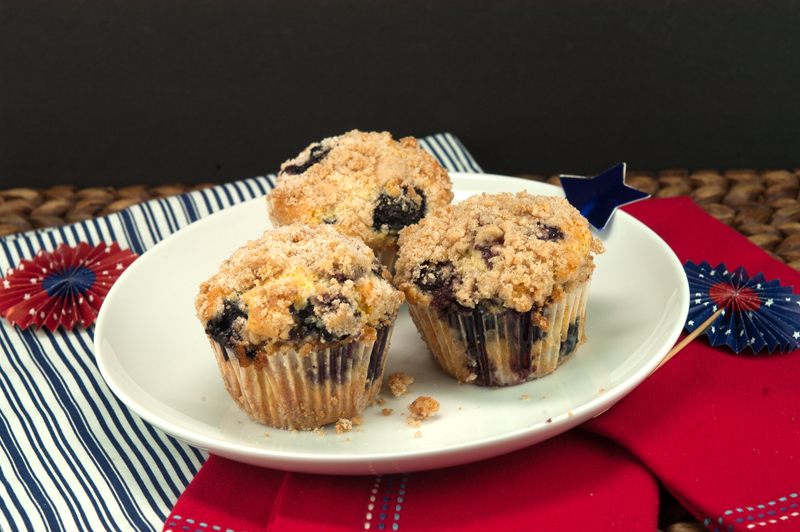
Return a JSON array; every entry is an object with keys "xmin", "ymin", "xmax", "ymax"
[
  {"xmin": 196, "ymin": 224, "xmax": 405, "ymax": 364},
  {"xmin": 266, "ymin": 130, "xmax": 454, "ymax": 251},
  {"xmin": 394, "ymin": 192, "xmax": 604, "ymax": 313}
]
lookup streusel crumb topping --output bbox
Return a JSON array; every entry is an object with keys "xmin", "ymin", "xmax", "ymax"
[
  {"xmin": 394, "ymin": 192, "xmax": 604, "ymax": 312},
  {"xmin": 266, "ymin": 130, "xmax": 453, "ymax": 250},
  {"xmin": 196, "ymin": 223, "xmax": 404, "ymax": 357}
]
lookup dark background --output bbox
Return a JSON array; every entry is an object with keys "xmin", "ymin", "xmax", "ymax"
[{"xmin": 2, "ymin": 0, "xmax": 800, "ymax": 189}]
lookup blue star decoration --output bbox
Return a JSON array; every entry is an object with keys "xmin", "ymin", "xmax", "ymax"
[
  {"xmin": 685, "ymin": 260, "xmax": 800, "ymax": 353},
  {"xmin": 559, "ymin": 163, "xmax": 650, "ymax": 231}
]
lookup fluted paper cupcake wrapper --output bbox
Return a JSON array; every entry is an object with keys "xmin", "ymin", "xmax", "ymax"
[
  {"xmin": 208, "ymin": 323, "xmax": 395, "ymax": 430},
  {"xmin": 408, "ymin": 281, "xmax": 592, "ymax": 386},
  {"xmin": 374, "ymin": 247, "xmax": 398, "ymax": 274}
]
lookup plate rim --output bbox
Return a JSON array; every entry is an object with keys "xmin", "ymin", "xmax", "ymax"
[{"xmin": 95, "ymin": 171, "xmax": 689, "ymax": 473}]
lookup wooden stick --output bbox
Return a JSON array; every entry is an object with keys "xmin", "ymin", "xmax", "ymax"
[{"xmin": 653, "ymin": 307, "xmax": 724, "ymax": 372}]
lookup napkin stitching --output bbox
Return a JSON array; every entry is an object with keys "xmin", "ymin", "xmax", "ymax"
[
  {"xmin": 164, "ymin": 514, "xmax": 236, "ymax": 532},
  {"xmin": 363, "ymin": 473, "xmax": 409, "ymax": 530},
  {"xmin": 363, "ymin": 475, "xmax": 382, "ymax": 529},
  {"xmin": 706, "ymin": 491, "xmax": 800, "ymax": 531}
]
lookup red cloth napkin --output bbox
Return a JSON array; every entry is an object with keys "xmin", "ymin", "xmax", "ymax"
[
  {"xmin": 584, "ymin": 197, "xmax": 800, "ymax": 531},
  {"xmin": 164, "ymin": 431, "xmax": 658, "ymax": 532},
  {"xmin": 164, "ymin": 197, "xmax": 800, "ymax": 532}
]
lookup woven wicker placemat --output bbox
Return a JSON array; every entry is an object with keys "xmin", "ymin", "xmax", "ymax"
[
  {"xmin": 0, "ymin": 183, "xmax": 216, "ymax": 238},
  {"xmin": 3, "ymin": 170, "xmax": 799, "ymax": 275}
]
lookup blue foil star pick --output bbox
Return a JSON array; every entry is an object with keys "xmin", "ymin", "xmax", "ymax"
[{"xmin": 559, "ymin": 163, "xmax": 650, "ymax": 231}]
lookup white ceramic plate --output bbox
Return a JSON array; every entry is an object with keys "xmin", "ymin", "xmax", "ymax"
[{"xmin": 95, "ymin": 173, "xmax": 688, "ymax": 475}]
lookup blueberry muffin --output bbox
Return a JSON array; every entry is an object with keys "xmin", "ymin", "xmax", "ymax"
[
  {"xmin": 195, "ymin": 223, "xmax": 405, "ymax": 429},
  {"xmin": 266, "ymin": 130, "xmax": 454, "ymax": 270},
  {"xmin": 394, "ymin": 192, "xmax": 604, "ymax": 387}
]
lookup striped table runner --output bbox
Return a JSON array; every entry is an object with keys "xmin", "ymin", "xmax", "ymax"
[{"xmin": 0, "ymin": 134, "xmax": 482, "ymax": 532}]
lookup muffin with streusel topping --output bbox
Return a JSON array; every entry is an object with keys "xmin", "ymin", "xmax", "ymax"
[
  {"xmin": 195, "ymin": 223, "xmax": 405, "ymax": 429},
  {"xmin": 266, "ymin": 130, "xmax": 454, "ymax": 270},
  {"xmin": 394, "ymin": 192, "xmax": 604, "ymax": 387}
]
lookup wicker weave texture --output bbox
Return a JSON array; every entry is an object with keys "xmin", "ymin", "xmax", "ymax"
[
  {"xmin": 0, "ymin": 183, "xmax": 216, "ymax": 238},
  {"xmin": 3, "ymin": 170, "xmax": 800, "ymax": 274}
]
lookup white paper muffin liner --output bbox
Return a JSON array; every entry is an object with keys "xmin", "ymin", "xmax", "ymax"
[
  {"xmin": 374, "ymin": 247, "xmax": 398, "ymax": 274},
  {"xmin": 407, "ymin": 280, "xmax": 592, "ymax": 386},
  {"xmin": 209, "ymin": 321, "xmax": 395, "ymax": 429}
]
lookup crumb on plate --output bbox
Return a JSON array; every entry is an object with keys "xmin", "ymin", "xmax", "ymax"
[
  {"xmin": 406, "ymin": 417, "xmax": 421, "ymax": 428},
  {"xmin": 335, "ymin": 418, "xmax": 353, "ymax": 434},
  {"xmin": 407, "ymin": 396, "xmax": 439, "ymax": 420},
  {"xmin": 381, "ymin": 408, "xmax": 393, "ymax": 416},
  {"xmin": 389, "ymin": 372, "xmax": 415, "ymax": 396}
]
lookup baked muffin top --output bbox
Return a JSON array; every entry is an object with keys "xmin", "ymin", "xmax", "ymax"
[
  {"xmin": 196, "ymin": 224, "xmax": 405, "ymax": 360},
  {"xmin": 394, "ymin": 192, "xmax": 604, "ymax": 313},
  {"xmin": 266, "ymin": 130, "xmax": 454, "ymax": 251}
]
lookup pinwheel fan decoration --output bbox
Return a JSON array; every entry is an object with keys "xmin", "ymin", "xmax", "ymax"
[
  {"xmin": 681, "ymin": 260, "xmax": 800, "ymax": 353},
  {"xmin": 0, "ymin": 242, "xmax": 138, "ymax": 331}
]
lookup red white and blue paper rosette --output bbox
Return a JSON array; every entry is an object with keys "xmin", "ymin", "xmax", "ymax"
[
  {"xmin": 0, "ymin": 242, "xmax": 137, "ymax": 332},
  {"xmin": 685, "ymin": 260, "xmax": 800, "ymax": 353}
]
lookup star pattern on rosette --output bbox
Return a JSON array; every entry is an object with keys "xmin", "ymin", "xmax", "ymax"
[
  {"xmin": 559, "ymin": 163, "xmax": 650, "ymax": 231},
  {"xmin": 684, "ymin": 260, "xmax": 800, "ymax": 353},
  {"xmin": 0, "ymin": 242, "xmax": 138, "ymax": 332}
]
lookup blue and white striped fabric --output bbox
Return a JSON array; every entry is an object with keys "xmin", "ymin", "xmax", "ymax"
[{"xmin": 0, "ymin": 133, "xmax": 482, "ymax": 532}]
